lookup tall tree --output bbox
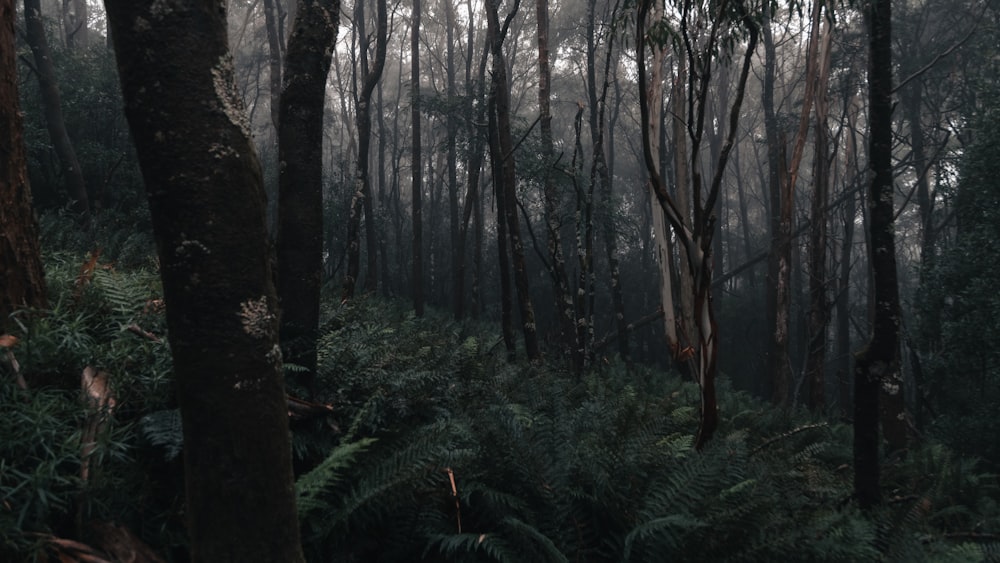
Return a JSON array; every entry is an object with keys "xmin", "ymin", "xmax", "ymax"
[
  {"xmin": 61, "ymin": 0, "xmax": 88, "ymax": 50},
  {"xmin": 854, "ymin": 0, "xmax": 903, "ymax": 509},
  {"xmin": 23, "ymin": 0, "xmax": 89, "ymax": 225},
  {"xmin": 806, "ymin": 9, "xmax": 834, "ymax": 410},
  {"xmin": 536, "ymin": 0, "xmax": 577, "ymax": 370},
  {"xmin": 277, "ymin": 0, "xmax": 341, "ymax": 392},
  {"xmin": 637, "ymin": 0, "xmax": 758, "ymax": 449},
  {"xmin": 1, "ymin": 0, "xmax": 47, "ymax": 332},
  {"xmin": 412, "ymin": 0, "xmax": 425, "ymax": 316},
  {"xmin": 487, "ymin": 0, "xmax": 541, "ymax": 361},
  {"xmin": 586, "ymin": 0, "xmax": 629, "ymax": 363},
  {"xmin": 344, "ymin": 0, "xmax": 388, "ymax": 299},
  {"xmin": 105, "ymin": 2, "xmax": 305, "ymax": 559}
]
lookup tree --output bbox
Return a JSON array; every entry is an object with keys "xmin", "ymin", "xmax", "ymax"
[
  {"xmin": 104, "ymin": 2, "xmax": 305, "ymax": 559},
  {"xmin": 61, "ymin": 0, "xmax": 88, "ymax": 51},
  {"xmin": 412, "ymin": 0, "xmax": 425, "ymax": 317},
  {"xmin": 23, "ymin": 0, "xmax": 89, "ymax": 225},
  {"xmin": 344, "ymin": 0, "xmax": 387, "ymax": 300},
  {"xmin": 536, "ymin": 0, "xmax": 578, "ymax": 370},
  {"xmin": 276, "ymin": 0, "xmax": 341, "ymax": 393},
  {"xmin": 486, "ymin": 0, "xmax": 541, "ymax": 361},
  {"xmin": 854, "ymin": 0, "xmax": 903, "ymax": 509},
  {"xmin": 637, "ymin": 0, "xmax": 759, "ymax": 449},
  {"xmin": 1, "ymin": 0, "xmax": 47, "ymax": 333}
]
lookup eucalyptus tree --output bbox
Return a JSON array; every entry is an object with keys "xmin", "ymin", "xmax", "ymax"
[{"xmin": 636, "ymin": 0, "xmax": 759, "ymax": 449}]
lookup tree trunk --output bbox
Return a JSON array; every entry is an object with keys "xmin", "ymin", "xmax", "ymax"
[
  {"xmin": 807, "ymin": 8, "xmax": 833, "ymax": 410},
  {"xmin": 855, "ymin": 0, "xmax": 904, "ymax": 509},
  {"xmin": 411, "ymin": 0, "xmax": 424, "ymax": 317},
  {"xmin": 487, "ymin": 0, "xmax": 540, "ymax": 361},
  {"xmin": 1, "ymin": 0, "xmax": 47, "ymax": 333},
  {"xmin": 24, "ymin": 0, "xmax": 89, "ymax": 225},
  {"xmin": 537, "ymin": 0, "xmax": 577, "ymax": 370},
  {"xmin": 488, "ymin": 85, "xmax": 516, "ymax": 360},
  {"xmin": 105, "ymin": 2, "xmax": 304, "ymax": 559},
  {"xmin": 586, "ymin": 0, "xmax": 628, "ymax": 363},
  {"xmin": 262, "ymin": 0, "xmax": 284, "ymax": 132},
  {"xmin": 344, "ymin": 0, "xmax": 387, "ymax": 300},
  {"xmin": 637, "ymin": 0, "xmax": 757, "ymax": 449},
  {"xmin": 62, "ymin": 0, "xmax": 88, "ymax": 50},
  {"xmin": 276, "ymin": 0, "xmax": 340, "ymax": 393}
]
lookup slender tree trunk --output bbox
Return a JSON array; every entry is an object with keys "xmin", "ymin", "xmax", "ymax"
[
  {"xmin": 487, "ymin": 0, "xmax": 540, "ymax": 360},
  {"xmin": 536, "ymin": 0, "xmax": 578, "ymax": 369},
  {"xmin": 456, "ymin": 36, "xmax": 489, "ymax": 321},
  {"xmin": 488, "ymin": 86, "xmax": 516, "ymax": 360},
  {"xmin": 105, "ymin": 2, "xmax": 304, "ymax": 558},
  {"xmin": 24, "ymin": 0, "xmax": 89, "ymax": 225},
  {"xmin": 855, "ymin": 0, "xmax": 904, "ymax": 509},
  {"xmin": 262, "ymin": 0, "xmax": 284, "ymax": 132},
  {"xmin": 62, "ymin": 0, "xmax": 88, "ymax": 50},
  {"xmin": 344, "ymin": 0, "xmax": 387, "ymax": 300},
  {"xmin": 1, "ymin": 0, "xmax": 47, "ymax": 333},
  {"xmin": 586, "ymin": 0, "xmax": 628, "ymax": 362},
  {"xmin": 807, "ymin": 9, "xmax": 833, "ymax": 410},
  {"xmin": 411, "ymin": 0, "xmax": 424, "ymax": 316}
]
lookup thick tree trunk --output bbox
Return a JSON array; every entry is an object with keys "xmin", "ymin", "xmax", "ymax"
[
  {"xmin": 276, "ymin": 0, "xmax": 340, "ymax": 393},
  {"xmin": 24, "ymin": 0, "xmax": 89, "ymax": 225},
  {"xmin": 1, "ymin": 0, "xmax": 47, "ymax": 332},
  {"xmin": 105, "ymin": 2, "xmax": 304, "ymax": 559}
]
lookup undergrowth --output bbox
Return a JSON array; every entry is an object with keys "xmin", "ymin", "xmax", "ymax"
[{"xmin": 1, "ymin": 259, "xmax": 999, "ymax": 562}]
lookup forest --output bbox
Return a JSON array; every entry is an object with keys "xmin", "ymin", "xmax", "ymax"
[{"xmin": 1, "ymin": 0, "xmax": 1000, "ymax": 560}]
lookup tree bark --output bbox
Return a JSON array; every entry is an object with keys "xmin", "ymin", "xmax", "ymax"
[
  {"xmin": 536, "ymin": 0, "xmax": 577, "ymax": 370},
  {"xmin": 1, "ymin": 0, "xmax": 47, "ymax": 333},
  {"xmin": 105, "ymin": 1, "xmax": 304, "ymax": 559},
  {"xmin": 487, "ymin": 0, "xmax": 540, "ymax": 361},
  {"xmin": 344, "ymin": 0, "xmax": 387, "ymax": 300},
  {"xmin": 411, "ymin": 0, "xmax": 424, "ymax": 317},
  {"xmin": 62, "ymin": 0, "xmax": 88, "ymax": 50},
  {"xmin": 276, "ymin": 0, "xmax": 340, "ymax": 393},
  {"xmin": 262, "ymin": 0, "xmax": 284, "ymax": 132},
  {"xmin": 586, "ymin": 0, "xmax": 628, "ymax": 363},
  {"xmin": 807, "ymin": 7, "xmax": 833, "ymax": 410},
  {"xmin": 24, "ymin": 0, "xmax": 89, "ymax": 225},
  {"xmin": 855, "ymin": 0, "xmax": 904, "ymax": 509}
]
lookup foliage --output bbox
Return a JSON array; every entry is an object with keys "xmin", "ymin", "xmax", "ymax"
[
  {"xmin": 3, "ymin": 252, "xmax": 999, "ymax": 561},
  {"xmin": 918, "ymin": 87, "xmax": 1000, "ymax": 469}
]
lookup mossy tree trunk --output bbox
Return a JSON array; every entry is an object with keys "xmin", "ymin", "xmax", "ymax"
[
  {"xmin": 277, "ymin": 0, "xmax": 341, "ymax": 393},
  {"xmin": 104, "ymin": 2, "xmax": 304, "ymax": 559}
]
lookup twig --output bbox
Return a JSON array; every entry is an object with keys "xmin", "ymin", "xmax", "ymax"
[
  {"xmin": 751, "ymin": 422, "xmax": 828, "ymax": 456},
  {"xmin": 126, "ymin": 323, "xmax": 161, "ymax": 343}
]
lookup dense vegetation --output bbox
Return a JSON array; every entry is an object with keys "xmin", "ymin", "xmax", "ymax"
[{"xmin": 2, "ymin": 224, "xmax": 999, "ymax": 561}]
